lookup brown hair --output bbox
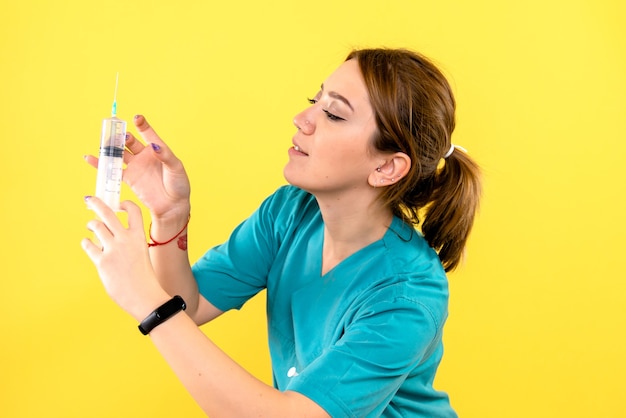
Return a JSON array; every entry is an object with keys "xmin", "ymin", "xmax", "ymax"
[{"xmin": 347, "ymin": 48, "xmax": 482, "ymax": 272}]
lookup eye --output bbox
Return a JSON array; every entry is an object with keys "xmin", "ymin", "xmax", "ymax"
[
  {"xmin": 307, "ymin": 95, "xmax": 345, "ymax": 121},
  {"xmin": 323, "ymin": 109, "xmax": 345, "ymax": 122}
]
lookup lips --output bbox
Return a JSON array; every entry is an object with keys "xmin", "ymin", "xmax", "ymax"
[{"xmin": 294, "ymin": 145, "xmax": 309, "ymax": 156}]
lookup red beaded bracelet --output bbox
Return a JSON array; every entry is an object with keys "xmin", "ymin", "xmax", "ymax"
[{"xmin": 147, "ymin": 215, "xmax": 190, "ymax": 250}]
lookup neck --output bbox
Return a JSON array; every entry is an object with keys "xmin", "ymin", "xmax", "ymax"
[{"xmin": 313, "ymin": 188, "xmax": 393, "ymax": 275}]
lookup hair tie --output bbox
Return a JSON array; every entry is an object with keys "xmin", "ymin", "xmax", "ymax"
[{"xmin": 444, "ymin": 144, "xmax": 468, "ymax": 159}]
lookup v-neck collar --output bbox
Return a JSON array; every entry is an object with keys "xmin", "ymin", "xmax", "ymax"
[{"xmin": 317, "ymin": 215, "xmax": 413, "ymax": 278}]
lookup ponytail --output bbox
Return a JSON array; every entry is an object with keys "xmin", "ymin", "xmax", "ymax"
[
  {"xmin": 348, "ymin": 48, "xmax": 482, "ymax": 272},
  {"xmin": 422, "ymin": 149, "xmax": 482, "ymax": 272}
]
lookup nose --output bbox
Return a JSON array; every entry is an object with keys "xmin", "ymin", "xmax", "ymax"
[{"xmin": 293, "ymin": 108, "xmax": 314, "ymax": 134}]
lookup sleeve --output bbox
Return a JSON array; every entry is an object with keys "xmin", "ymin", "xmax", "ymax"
[
  {"xmin": 285, "ymin": 286, "xmax": 446, "ymax": 417},
  {"xmin": 191, "ymin": 187, "xmax": 287, "ymax": 312}
]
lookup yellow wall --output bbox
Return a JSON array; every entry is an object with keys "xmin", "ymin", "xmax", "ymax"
[{"xmin": 1, "ymin": 0, "xmax": 624, "ymax": 416}]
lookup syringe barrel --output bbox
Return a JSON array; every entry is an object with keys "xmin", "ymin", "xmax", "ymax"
[{"xmin": 95, "ymin": 116, "xmax": 127, "ymax": 211}]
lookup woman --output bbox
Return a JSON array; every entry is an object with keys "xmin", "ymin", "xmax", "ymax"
[{"xmin": 83, "ymin": 48, "xmax": 481, "ymax": 417}]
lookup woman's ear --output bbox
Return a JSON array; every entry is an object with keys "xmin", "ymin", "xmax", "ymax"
[{"xmin": 368, "ymin": 152, "xmax": 411, "ymax": 188}]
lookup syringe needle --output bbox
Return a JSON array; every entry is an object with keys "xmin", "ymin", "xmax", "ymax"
[{"xmin": 112, "ymin": 72, "xmax": 119, "ymax": 117}]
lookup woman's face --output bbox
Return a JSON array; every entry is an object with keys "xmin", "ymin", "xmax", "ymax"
[{"xmin": 284, "ymin": 59, "xmax": 380, "ymax": 196}]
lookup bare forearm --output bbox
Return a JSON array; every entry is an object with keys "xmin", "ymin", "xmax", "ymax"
[
  {"xmin": 149, "ymin": 245, "xmax": 198, "ymax": 308},
  {"xmin": 148, "ymin": 211, "xmax": 201, "ymax": 318},
  {"xmin": 147, "ymin": 311, "xmax": 329, "ymax": 417}
]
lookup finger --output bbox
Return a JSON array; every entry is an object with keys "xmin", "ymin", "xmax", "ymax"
[
  {"xmin": 125, "ymin": 132, "xmax": 145, "ymax": 155},
  {"xmin": 123, "ymin": 148, "xmax": 133, "ymax": 165},
  {"xmin": 81, "ymin": 237, "xmax": 103, "ymax": 261},
  {"xmin": 86, "ymin": 219, "xmax": 113, "ymax": 249},
  {"xmin": 83, "ymin": 154, "xmax": 98, "ymax": 169},
  {"xmin": 133, "ymin": 115, "xmax": 184, "ymax": 171},
  {"xmin": 134, "ymin": 114, "xmax": 166, "ymax": 147},
  {"xmin": 119, "ymin": 200, "xmax": 145, "ymax": 233},
  {"xmin": 85, "ymin": 196, "xmax": 125, "ymax": 235}
]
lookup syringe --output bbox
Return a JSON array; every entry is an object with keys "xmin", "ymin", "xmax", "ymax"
[{"xmin": 95, "ymin": 73, "xmax": 127, "ymax": 211}]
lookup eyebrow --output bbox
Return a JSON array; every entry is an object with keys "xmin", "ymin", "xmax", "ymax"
[{"xmin": 321, "ymin": 83, "xmax": 354, "ymax": 112}]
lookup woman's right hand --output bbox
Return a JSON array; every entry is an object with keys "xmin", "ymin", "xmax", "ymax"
[{"xmin": 85, "ymin": 115, "xmax": 191, "ymax": 222}]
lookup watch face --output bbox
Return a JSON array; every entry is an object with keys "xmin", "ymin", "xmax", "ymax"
[
  {"xmin": 158, "ymin": 296, "xmax": 186, "ymax": 317},
  {"xmin": 139, "ymin": 296, "xmax": 186, "ymax": 335}
]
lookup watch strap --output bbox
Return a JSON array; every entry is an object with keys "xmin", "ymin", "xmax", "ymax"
[{"xmin": 138, "ymin": 295, "xmax": 187, "ymax": 335}]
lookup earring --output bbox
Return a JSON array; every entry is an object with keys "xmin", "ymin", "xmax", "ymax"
[{"xmin": 376, "ymin": 166, "xmax": 381, "ymax": 172}]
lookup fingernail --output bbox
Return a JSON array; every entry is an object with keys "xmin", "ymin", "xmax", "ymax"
[
  {"xmin": 84, "ymin": 195, "xmax": 92, "ymax": 202},
  {"xmin": 134, "ymin": 114, "xmax": 141, "ymax": 120},
  {"xmin": 151, "ymin": 143, "xmax": 161, "ymax": 152},
  {"xmin": 125, "ymin": 133, "xmax": 130, "ymax": 140}
]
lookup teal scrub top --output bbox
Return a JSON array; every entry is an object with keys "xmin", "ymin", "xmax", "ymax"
[{"xmin": 192, "ymin": 185, "xmax": 457, "ymax": 417}]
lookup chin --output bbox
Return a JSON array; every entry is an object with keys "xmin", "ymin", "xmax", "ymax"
[
  {"xmin": 283, "ymin": 167, "xmax": 311, "ymax": 193},
  {"xmin": 283, "ymin": 164, "xmax": 299, "ymax": 186},
  {"xmin": 283, "ymin": 173, "xmax": 303, "ymax": 190}
]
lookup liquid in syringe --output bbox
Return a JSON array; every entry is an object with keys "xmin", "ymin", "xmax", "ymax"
[{"xmin": 95, "ymin": 73, "xmax": 126, "ymax": 211}]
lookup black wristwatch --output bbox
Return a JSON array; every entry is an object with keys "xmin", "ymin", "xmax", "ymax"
[{"xmin": 138, "ymin": 295, "xmax": 187, "ymax": 335}]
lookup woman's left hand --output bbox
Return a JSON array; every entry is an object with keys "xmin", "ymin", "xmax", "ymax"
[{"xmin": 81, "ymin": 197, "xmax": 170, "ymax": 321}]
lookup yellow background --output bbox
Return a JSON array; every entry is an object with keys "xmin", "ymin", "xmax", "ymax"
[{"xmin": 1, "ymin": 0, "xmax": 624, "ymax": 417}]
